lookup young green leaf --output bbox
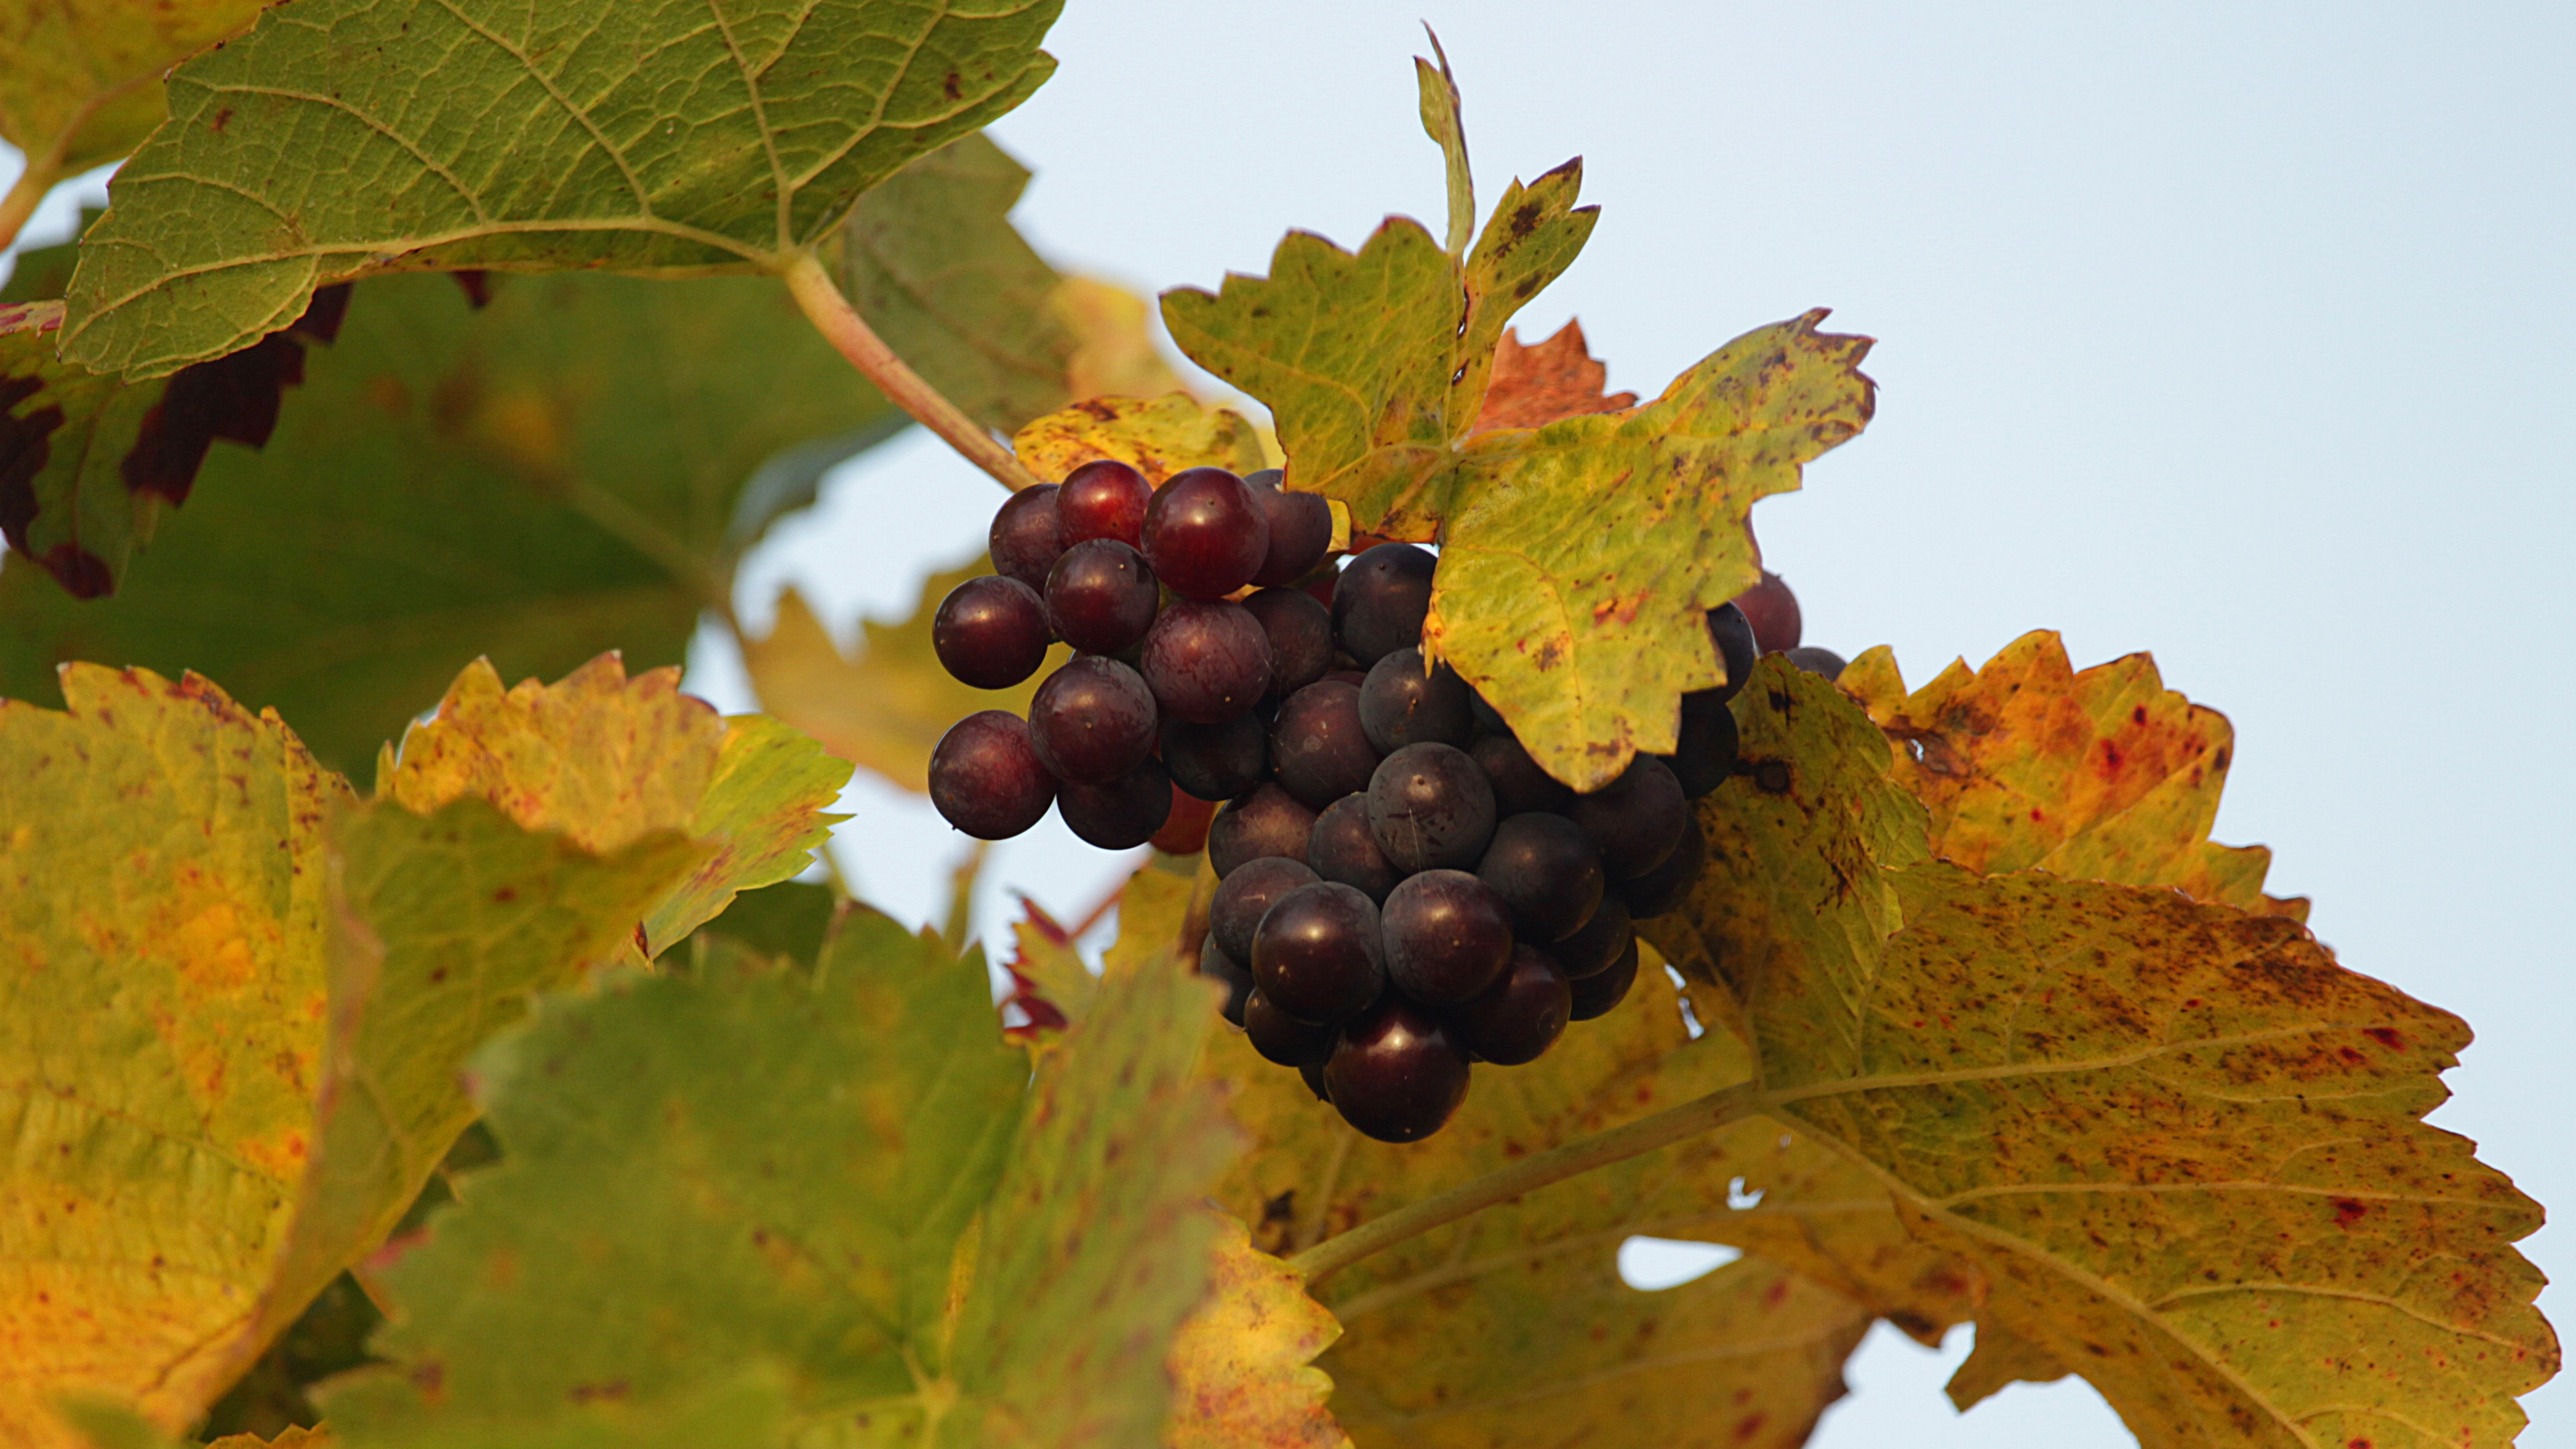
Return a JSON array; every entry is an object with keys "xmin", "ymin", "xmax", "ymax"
[
  {"xmin": 0, "ymin": 1, "xmax": 264, "ymax": 215},
  {"xmin": 1413, "ymin": 30, "xmax": 1473, "ymax": 259},
  {"xmin": 1012, "ymin": 391, "xmax": 1271, "ymax": 487},
  {"xmin": 59, "ymin": 0, "xmax": 1065, "ymax": 378}
]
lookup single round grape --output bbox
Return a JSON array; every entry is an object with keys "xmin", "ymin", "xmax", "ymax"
[
  {"xmin": 1244, "ymin": 468, "xmax": 1335, "ymax": 586},
  {"xmin": 1784, "ymin": 645, "xmax": 1847, "ymax": 680},
  {"xmin": 1705, "ymin": 601, "xmax": 1758, "ymax": 704},
  {"xmin": 1199, "ymin": 936, "xmax": 1253, "ymax": 1026},
  {"xmin": 1661, "ymin": 690, "xmax": 1739, "ymax": 799},
  {"xmin": 1027, "ymin": 656, "xmax": 1158, "ymax": 784},
  {"xmin": 1270, "ymin": 680, "xmax": 1382, "ymax": 809},
  {"xmin": 1056, "ymin": 459, "xmax": 1153, "ymax": 548},
  {"xmin": 1554, "ymin": 893, "xmax": 1633, "ymax": 979},
  {"xmin": 1210, "ymin": 855, "xmax": 1320, "ymax": 965},
  {"xmin": 1474, "ymin": 812, "xmax": 1605, "ymax": 943},
  {"xmin": 1242, "ymin": 586, "xmax": 1334, "ymax": 698},
  {"xmin": 1160, "ymin": 712, "xmax": 1268, "ymax": 802},
  {"xmin": 1251, "ymin": 881, "xmax": 1386, "ymax": 1024},
  {"xmin": 1620, "ymin": 812, "xmax": 1707, "ymax": 920},
  {"xmin": 1358, "ymin": 645, "xmax": 1474, "ymax": 752},
  {"xmin": 1245, "ymin": 988, "xmax": 1340, "ymax": 1066},
  {"xmin": 1367, "ymin": 742, "xmax": 1498, "ymax": 873},
  {"xmin": 1452, "ymin": 943, "xmax": 1572, "ymax": 1066},
  {"xmin": 1569, "ymin": 754, "xmax": 1686, "ymax": 879},
  {"xmin": 1568, "ymin": 936, "xmax": 1640, "ymax": 1021},
  {"xmin": 1144, "ymin": 466, "xmax": 1271, "ymax": 600},
  {"xmin": 1057, "ymin": 758, "xmax": 1172, "ymax": 849},
  {"xmin": 928, "ymin": 710, "xmax": 1056, "ymax": 839},
  {"xmin": 989, "ymin": 484, "xmax": 1065, "ymax": 590},
  {"xmin": 1307, "ymin": 793, "xmax": 1401, "ymax": 902},
  {"xmin": 1209, "ymin": 785, "xmax": 1319, "ymax": 877},
  {"xmin": 932, "ymin": 574, "xmax": 1050, "ymax": 690},
  {"xmin": 1042, "ymin": 538, "xmax": 1159, "ymax": 655},
  {"xmin": 1381, "ymin": 868, "xmax": 1514, "ymax": 1006},
  {"xmin": 1468, "ymin": 733, "xmax": 1574, "ymax": 816},
  {"xmin": 1140, "ymin": 600, "xmax": 1274, "ymax": 724},
  {"xmin": 1331, "ymin": 543, "xmax": 1436, "ymax": 666},
  {"xmin": 1729, "ymin": 570, "xmax": 1801, "ymax": 653},
  {"xmin": 1325, "ymin": 996, "xmax": 1471, "ymax": 1143}
]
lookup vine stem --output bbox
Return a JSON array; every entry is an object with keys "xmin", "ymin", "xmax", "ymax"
[
  {"xmin": 1287, "ymin": 1081, "xmax": 1764, "ymax": 1285},
  {"xmin": 780, "ymin": 251, "xmax": 1042, "ymax": 493},
  {"xmin": 0, "ymin": 154, "xmax": 62, "ymax": 256}
]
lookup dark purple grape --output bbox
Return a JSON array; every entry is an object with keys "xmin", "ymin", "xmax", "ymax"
[
  {"xmin": 1452, "ymin": 943, "xmax": 1572, "ymax": 1066},
  {"xmin": 1245, "ymin": 988, "xmax": 1339, "ymax": 1066},
  {"xmin": 989, "ymin": 484, "xmax": 1065, "ymax": 590},
  {"xmin": 1242, "ymin": 586, "xmax": 1334, "ymax": 698},
  {"xmin": 1620, "ymin": 813, "xmax": 1707, "ymax": 920},
  {"xmin": 1332, "ymin": 543, "xmax": 1436, "ymax": 666},
  {"xmin": 1251, "ymin": 881, "xmax": 1385, "ymax": 1024},
  {"xmin": 1784, "ymin": 646, "xmax": 1847, "ymax": 680},
  {"xmin": 1209, "ymin": 785, "xmax": 1319, "ymax": 877},
  {"xmin": 1270, "ymin": 680, "xmax": 1382, "ymax": 810},
  {"xmin": 1661, "ymin": 690, "xmax": 1739, "ymax": 799},
  {"xmin": 1140, "ymin": 600, "xmax": 1273, "ymax": 724},
  {"xmin": 1144, "ymin": 466, "xmax": 1271, "ymax": 600},
  {"xmin": 1568, "ymin": 938, "xmax": 1640, "ymax": 1021},
  {"xmin": 1057, "ymin": 459, "xmax": 1152, "ymax": 548},
  {"xmin": 1554, "ymin": 893, "xmax": 1633, "ymax": 979},
  {"xmin": 1210, "ymin": 855, "xmax": 1320, "ymax": 964},
  {"xmin": 1245, "ymin": 468, "xmax": 1334, "ymax": 587},
  {"xmin": 1569, "ymin": 755, "xmax": 1686, "ymax": 879},
  {"xmin": 1043, "ymin": 539, "xmax": 1159, "ymax": 655},
  {"xmin": 1027, "ymin": 656, "xmax": 1157, "ymax": 784},
  {"xmin": 1326, "ymin": 997, "xmax": 1470, "ymax": 1142},
  {"xmin": 1298, "ymin": 1061, "xmax": 1331, "ymax": 1101},
  {"xmin": 1367, "ymin": 742, "xmax": 1497, "ymax": 873},
  {"xmin": 928, "ymin": 710, "xmax": 1056, "ymax": 839},
  {"xmin": 1199, "ymin": 937, "xmax": 1253, "ymax": 1026},
  {"xmin": 1475, "ymin": 812, "xmax": 1604, "ymax": 943},
  {"xmin": 1058, "ymin": 757, "xmax": 1173, "ymax": 849},
  {"xmin": 1358, "ymin": 646, "xmax": 1474, "ymax": 752},
  {"xmin": 932, "ymin": 574, "xmax": 1050, "ymax": 690},
  {"xmin": 1381, "ymin": 868, "xmax": 1513, "ymax": 1006},
  {"xmin": 1468, "ymin": 733, "xmax": 1574, "ymax": 816},
  {"xmin": 1705, "ymin": 601, "xmax": 1758, "ymax": 704},
  {"xmin": 1160, "ymin": 713, "xmax": 1267, "ymax": 802},
  {"xmin": 1307, "ymin": 793, "xmax": 1400, "ymax": 902},
  {"xmin": 1730, "ymin": 570, "xmax": 1801, "ymax": 653}
]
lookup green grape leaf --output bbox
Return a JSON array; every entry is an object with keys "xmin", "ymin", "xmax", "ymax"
[
  {"xmin": 743, "ymin": 553, "xmax": 1068, "ymax": 794},
  {"xmin": 59, "ymin": 0, "xmax": 1065, "ymax": 378},
  {"xmin": 683, "ymin": 879, "xmax": 839, "ymax": 972},
  {"xmin": 1413, "ymin": 31, "xmax": 1472, "ymax": 259},
  {"xmin": 1164, "ymin": 1215, "xmax": 1352, "ymax": 1449},
  {"xmin": 1012, "ymin": 390, "xmax": 1271, "ymax": 487},
  {"xmin": 1, "ymin": 270, "xmax": 896, "ymax": 775},
  {"xmin": 0, "ymin": 0, "xmax": 264, "ymax": 180},
  {"xmin": 835, "ymin": 132, "xmax": 1076, "ymax": 431}
]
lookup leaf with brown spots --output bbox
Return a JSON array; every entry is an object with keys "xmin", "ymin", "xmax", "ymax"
[
  {"xmin": 1470, "ymin": 320, "xmax": 1637, "ymax": 432},
  {"xmin": 1012, "ymin": 391, "xmax": 1270, "ymax": 486},
  {"xmin": 1163, "ymin": 1215, "xmax": 1352, "ymax": 1449}
]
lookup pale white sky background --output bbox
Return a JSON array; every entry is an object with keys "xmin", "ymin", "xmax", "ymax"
[{"xmin": 4, "ymin": 3, "xmax": 2569, "ymax": 1444}]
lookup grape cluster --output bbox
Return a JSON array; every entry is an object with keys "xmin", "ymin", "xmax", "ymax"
[{"xmin": 928, "ymin": 458, "xmax": 1784, "ymax": 1144}]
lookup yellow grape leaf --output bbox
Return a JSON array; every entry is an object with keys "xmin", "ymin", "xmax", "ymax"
[
  {"xmin": 0, "ymin": 1, "xmax": 264, "ymax": 183},
  {"xmin": 1012, "ymin": 391, "xmax": 1269, "ymax": 486},
  {"xmin": 1470, "ymin": 320, "xmax": 1637, "ymax": 432},
  {"xmin": 1054, "ymin": 275, "xmax": 1191, "ymax": 402},
  {"xmin": 742, "ymin": 555, "xmax": 1067, "ymax": 794},
  {"xmin": 1165, "ymin": 1215, "xmax": 1352, "ymax": 1449},
  {"xmin": 1869, "ymin": 629, "xmax": 2308, "ymax": 920},
  {"xmin": 375, "ymin": 652, "xmax": 850, "ymax": 953},
  {"xmin": 1428, "ymin": 312, "xmax": 1875, "ymax": 790},
  {"xmin": 62, "ymin": 1398, "xmax": 334, "ymax": 1449}
]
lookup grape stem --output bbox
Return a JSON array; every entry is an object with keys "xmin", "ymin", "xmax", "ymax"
[
  {"xmin": 1286, "ymin": 1080, "xmax": 1762, "ymax": 1284},
  {"xmin": 0, "ymin": 152, "xmax": 62, "ymax": 256},
  {"xmin": 780, "ymin": 251, "xmax": 1044, "ymax": 494}
]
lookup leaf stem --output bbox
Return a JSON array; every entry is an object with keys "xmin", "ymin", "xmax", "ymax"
[
  {"xmin": 1287, "ymin": 1081, "xmax": 1763, "ymax": 1285},
  {"xmin": 780, "ymin": 251, "xmax": 1042, "ymax": 493},
  {"xmin": 0, "ymin": 153, "xmax": 62, "ymax": 256}
]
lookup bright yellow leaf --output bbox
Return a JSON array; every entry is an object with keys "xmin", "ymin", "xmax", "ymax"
[
  {"xmin": 1165, "ymin": 1215, "xmax": 1352, "ymax": 1449},
  {"xmin": 1012, "ymin": 392, "xmax": 1269, "ymax": 486}
]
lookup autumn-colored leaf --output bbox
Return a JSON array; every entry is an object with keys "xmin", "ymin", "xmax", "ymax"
[
  {"xmin": 1470, "ymin": 320, "xmax": 1637, "ymax": 432},
  {"xmin": 0, "ymin": 0, "xmax": 265, "ymax": 186},
  {"xmin": 1053, "ymin": 275, "xmax": 1193, "ymax": 403},
  {"xmin": 1005, "ymin": 894, "xmax": 1089, "ymax": 1039},
  {"xmin": 1012, "ymin": 391, "xmax": 1270, "ymax": 487},
  {"xmin": 62, "ymin": 1399, "xmax": 335, "ymax": 1449},
  {"xmin": 1165, "ymin": 1216, "xmax": 1352, "ymax": 1449},
  {"xmin": 742, "ymin": 554, "xmax": 1068, "ymax": 794}
]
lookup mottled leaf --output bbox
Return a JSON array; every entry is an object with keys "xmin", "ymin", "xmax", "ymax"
[
  {"xmin": 375, "ymin": 653, "xmax": 850, "ymax": 953},
  {"xmin": 64, "ymin": 1399, "xmax": 335, "ymax": 1449},
  {"xmin": 1414, "ymin": 31, "xmax": 1472, "ymax": 259},
  {"xmin": 61, "ymin": 0, "xmax": 1064, "ymax": 378},
  {"xmin": 742, "ymin": 555, "xmax": 1066, "ymax": 794},
  {"xmin": 1, "ymin": 270, "xmax": 896, "ymax": 775},
  {"xmin": 1004, "ymin": 896, "xmax": 1092, "ymax": 1038},
  {"xmin": 1012, "ymin": 391, "xmax": 1269, "ymax": 487},
  {"xmin": 1470, "ymin": 320, "xmax": 1636, "ymax": 432},
  {"xmin": 1165, "ymin": 1216, "xmax": 1351, "ymax": 1449},
  {"xmin": 0, "ymin": 0, "xmax": 264, "ymax": 180}
]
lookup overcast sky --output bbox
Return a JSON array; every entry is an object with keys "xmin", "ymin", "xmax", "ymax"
[{"xmin": 5, "ymin": 3, "xmax": 2568, "ymax": 1443}]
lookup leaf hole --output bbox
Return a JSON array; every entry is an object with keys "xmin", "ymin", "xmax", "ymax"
[{"xmin": 1618, "ymin": 1236, "xmax": 1740, "ymax": 1291}]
